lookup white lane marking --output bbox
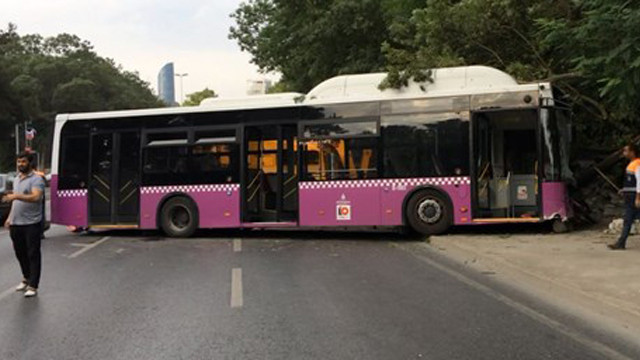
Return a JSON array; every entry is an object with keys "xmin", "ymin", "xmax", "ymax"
[
  {"xmin": 233, "ymin": 238, "xmax": 242, "ymax": 252},
  {"xmin": 408, "ymin": 247, "xmax": 633, "ymax": 360},
  {"xmin": 231, "ymin": 268, "xmax": 243, "ymax": 308},
  {"xmin": 67, "ymin": 236, "xmax": 110, "ymax": 259},
  {"xmin": 0, "ymin": 287, "xmax": 15, "ymax": 302}
]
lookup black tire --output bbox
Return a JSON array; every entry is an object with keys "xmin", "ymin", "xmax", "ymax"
[
  {"xmin": 159, "ymin": 196, "xmax": 199, "ymax": 238},
  {"xmin": 405, "ymin": 189, "xmax": 453, "ymax": 235}
]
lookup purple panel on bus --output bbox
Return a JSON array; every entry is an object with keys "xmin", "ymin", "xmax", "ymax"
[
  {"xmin": 299, "ymin": 177, "xmax": 472, "ymax": 227},
  {"xmin": 50, "ymin": 175, "xmax": 89, "ymax": 227},
  {"xmin": 139, "ymin": 184, "xmax": 241, "ymax": 229},
  {"xmin": 542, "ymin": 182, "xmax": 569, "ymax": 220}
]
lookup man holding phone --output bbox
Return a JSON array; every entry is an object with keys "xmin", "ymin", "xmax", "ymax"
[{"xmin": 3, "ymin": 152, "xmax": 45, "ymax": 297}]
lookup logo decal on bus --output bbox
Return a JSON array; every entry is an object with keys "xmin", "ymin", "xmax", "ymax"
[
  {"xmin": 336, "ymin": 194, "xmax": 351, "ymax": 221},
  {"xmin": 517, "ymin": 185, "xmax": 528, "ymax": 200}
]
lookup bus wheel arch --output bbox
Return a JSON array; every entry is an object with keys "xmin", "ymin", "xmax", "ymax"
[
  {"xmin": 157, "ymin": 193, "xmax": 200, "ymax": 238},
  {"xmin": 403, "ymin": 187, "xmax": 453, "ymax": 235}
]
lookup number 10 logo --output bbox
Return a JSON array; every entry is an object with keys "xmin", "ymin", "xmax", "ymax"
[{"xmin": 336, "ymin": 205, "xmax": 351, "ymax": 221}]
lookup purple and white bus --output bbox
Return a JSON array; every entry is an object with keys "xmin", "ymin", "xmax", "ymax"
[{"xmin": 51, "ymin": 66, "xmax": 572, "ymax": 237}]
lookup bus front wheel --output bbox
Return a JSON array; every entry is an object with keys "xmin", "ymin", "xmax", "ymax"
[
  {"xmin": 406, "ymin": 190, "xmax": 452, "ymax": 235},
  {"xmin": 160, "ymin": 196, "xmax": 199, "ymax": 238}
]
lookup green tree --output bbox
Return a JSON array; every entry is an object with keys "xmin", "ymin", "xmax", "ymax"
[
  {"xmin": 265, "ymin": 81, "xmax": 291, "ymax": 94},
  {"xmin": 0, "ymin": 24, "xmax": 163, "ymax": 170},
  {"xmin": 380, "ymin": 0, "xmax": 639, "ymax": 147},
  {"xmin": 229, "ymin": 0, "xmax": 423, "ymax": 92},
  {"xmin": 538, "ymin": 0, "xmax": 640, "ymax": 129},
  {"xmin": 182, "ymin": 88, "xmax": 218, "ymax": 106}
]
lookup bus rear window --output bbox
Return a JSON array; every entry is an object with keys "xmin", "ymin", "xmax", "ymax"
[{"xmin": 59, "ymin": 135, "xmax": 90, "ymax": 189}]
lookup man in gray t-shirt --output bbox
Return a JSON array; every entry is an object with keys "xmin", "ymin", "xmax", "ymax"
[{"xmin": 2, "ymin": 152, "xmax": 45, "ymax": 298}]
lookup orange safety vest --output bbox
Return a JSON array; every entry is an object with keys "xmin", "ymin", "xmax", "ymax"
[{"xmin": 623, "ymin": 158, "xmax": 640, "ymax": 193}]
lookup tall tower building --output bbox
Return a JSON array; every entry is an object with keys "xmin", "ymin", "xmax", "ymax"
[{"xmin": 158, "ymin": 63, "xmax": 176, "ymax": 105}]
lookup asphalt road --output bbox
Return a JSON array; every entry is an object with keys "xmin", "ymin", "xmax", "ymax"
[{"xmin": 0, "ymin": 227, "xmax": 638, "ymax": 360}]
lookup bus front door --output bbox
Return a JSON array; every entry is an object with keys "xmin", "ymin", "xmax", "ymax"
[
  {"xmin": 471, "ymin": 110, "xmax": 541, "ymax": 220},
  {"xmin": 89, "ymin": 131, "xmax": 141, "ymax": 226},
  {"xmin": 244, "ymin": 125, "xmax": 298, "ymax": 223}
]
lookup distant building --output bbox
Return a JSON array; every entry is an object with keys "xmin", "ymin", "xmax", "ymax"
[
  {"xmin": 247, "ymin": 79, "xmax": 272, "ymax": 96},
  {"xmin": 158, "ymin": 63, "xmax": 176, "ymax": 106}
]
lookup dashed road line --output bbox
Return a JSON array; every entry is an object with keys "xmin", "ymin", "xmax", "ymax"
[
  {"xmin": 231, "ymin": 268, "xmax": 243, "ymax": 308},
  {"xmin": 67, "ymin": 236, "xmax": 110, "ymax": 259},
  {"xmin": 233, "ymin": 238, "xmax": 242, "ymax": 252}
]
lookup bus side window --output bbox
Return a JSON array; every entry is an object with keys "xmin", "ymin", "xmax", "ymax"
[
  {"xmin": 60, "ymin": 135, "xmax": 90, "ymax": 189},
  {"xmin": 304, "ymin": 151, "xmax": 321, "ymax": 180},
  {"xmin": 381, "ymin": 113, "xmax": 469, "ymax": 178},
  {"xmin": 302, "ymin": 138, "xmax": 378, "ymax": 181},
  {"xmin": 190, "ymin": 143, "xmax": 238, "ymax": 183}
]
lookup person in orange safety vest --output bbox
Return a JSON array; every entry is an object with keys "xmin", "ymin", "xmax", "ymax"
[{"xmin": 609, "ymin": 143, "xmax": 640, "ymax": 250}]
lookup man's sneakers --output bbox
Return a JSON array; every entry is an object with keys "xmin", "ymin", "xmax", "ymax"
[
  {"xmin": 14, "ymin": 281, "xmax": 38, "ymax": 297},
  {"xmin": 24, "ymin": 287, "xmax": 37, "ymax": 298},
  {"xmin": 15, "ymin": 281, "xmax": 28, "ymax": 292},
  {"xmin": 607, "ymin": 243, "xmax": 626, "ymax": 250}
]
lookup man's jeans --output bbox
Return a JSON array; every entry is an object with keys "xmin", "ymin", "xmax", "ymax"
[{"xmin": 617, "ymin": 193, "xmax": 640, "ymax": 248}]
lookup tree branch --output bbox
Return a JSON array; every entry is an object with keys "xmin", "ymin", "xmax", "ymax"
[
  {"xmin": 503, "ymin": 25, "xmax": 551, "ymax": 74},
  {"xmin": 556, "ymin": 83, "xmax": 608, "ymax": 120},
  {"xmin": 473, "ymin": 41, "xmax": 506, "ymax": 67},
  {"xmin": 541, "ymin": 72, "xmax": 582, "ymax": 82}
]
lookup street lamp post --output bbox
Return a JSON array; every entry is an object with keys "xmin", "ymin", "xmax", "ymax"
[{"xmin": 175, "ymin": 73, "xmax": 189, "ymax": 105}]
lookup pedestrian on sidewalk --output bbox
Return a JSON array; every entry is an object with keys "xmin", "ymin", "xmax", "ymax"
[
  {"xmin": 609, "ymin": 143, "xmax": 640, "ymax": 250},
  {"xmin": 2, "ymin": 152, "xmax": 46, "ymax": 297}
]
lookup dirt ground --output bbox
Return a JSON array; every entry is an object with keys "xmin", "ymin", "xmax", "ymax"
[{"xmin": 427, "ymin": 228, "xmax": 640, "ymax": 343}]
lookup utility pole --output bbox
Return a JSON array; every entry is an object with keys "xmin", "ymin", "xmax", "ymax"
[
  {"xmin": 175, "ymin": 73, "xmax": 189, "ymax": 105},
  {"xmin": 14, "ymin": 123, "xmax": 20, "ymax": 155}
]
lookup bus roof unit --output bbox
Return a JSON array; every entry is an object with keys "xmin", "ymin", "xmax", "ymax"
[
  {"xmin": 199, "ymin": 92, "xmax": 304, "ymax": 108},
  {"xmin": 306, "ymin": 66, "xmax": 520, "ymax": 103}
]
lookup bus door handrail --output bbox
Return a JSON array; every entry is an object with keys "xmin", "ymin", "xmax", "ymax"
[
  {"xmin": 506, "ymin": 171, "xmax": 512, "ymax": 218},
  {"xmin": 247, "ymin": 169, "xmax": 262, "ymax": 189}
]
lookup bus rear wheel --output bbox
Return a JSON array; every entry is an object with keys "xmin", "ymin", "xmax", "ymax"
[
  {"xmin": 160, "ymin": 197, "xmax": 198, "ymax": 238},
  {"xmin": 406, "ymin": 190, "xmax": 452, "ymax": 235}
]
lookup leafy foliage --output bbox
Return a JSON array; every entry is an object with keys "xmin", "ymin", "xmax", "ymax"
[
  {"xmin": 229, "ymin": 0, "xmax": 421, "ymax": 92},
  {"xmin": 0, "ymin": 24, "xmax": 163, "ymax": 170},
  {"xmin": 265, "ymin": 81, "xmax": 291, "ymax": 94},
  {"xmin": 182, "ymin": 88, "xmax": 218, "ymax": 106},
  {"xmin": 538, "ymin": 0, "xmax": 640, "ymax": 131}
]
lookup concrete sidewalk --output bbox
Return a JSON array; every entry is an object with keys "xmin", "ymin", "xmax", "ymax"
[{"xmin": 427, "ymin": 229, "xmax": 640, "ymax": 343}]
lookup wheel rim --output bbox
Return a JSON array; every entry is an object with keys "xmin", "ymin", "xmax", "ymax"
[
  {"xmin": 169, "ymin": 205, "xmax": 190, "ymax": 230},
  {"xmin": 417, "ymin": 199, "xmax": 442, "ymax": 224}
]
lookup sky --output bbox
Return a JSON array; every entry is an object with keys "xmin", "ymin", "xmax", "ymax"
[{"xmin": 1, "ymin": 0, "xmax": 277, "ymax": 100}]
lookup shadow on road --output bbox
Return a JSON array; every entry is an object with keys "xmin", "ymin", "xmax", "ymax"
[{"xmin": 67, "ymin": 222, "xmax": 558, "ymax": 242}]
